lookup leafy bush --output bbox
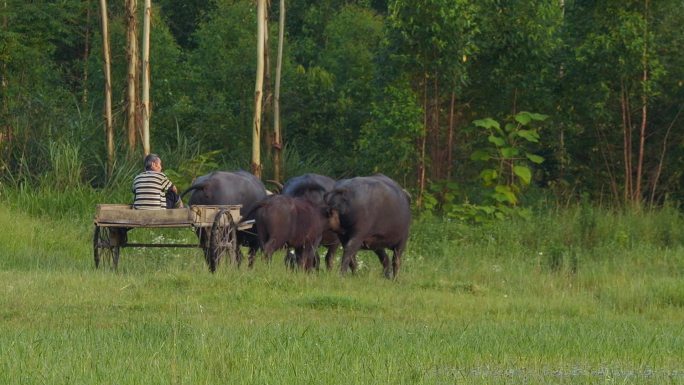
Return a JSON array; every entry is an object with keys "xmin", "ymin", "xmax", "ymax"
[{"xmin": 421, "ymin": 112, "xmax": 548, "ymax": 223}]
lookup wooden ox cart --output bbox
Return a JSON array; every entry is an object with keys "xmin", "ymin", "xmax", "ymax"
[{"xmin": 93, "ymin": 204, "xmax": 251, "ymax": 270}]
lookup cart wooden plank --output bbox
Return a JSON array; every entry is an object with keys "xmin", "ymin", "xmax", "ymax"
[{"xmin": 94, "ymin": 204, "xmax": 242, "ymax": 228}]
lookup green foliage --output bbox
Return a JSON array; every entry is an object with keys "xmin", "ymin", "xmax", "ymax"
[
  {"xmin": 388, "ymin": 0, "xmax": 480, "ymax": 88},
  {"xmin": 283, "ymin": 5, "xmax": 385, "ymax": 176},
  {"xmin": 146, "ymin": 13, "xmax": 190, "ymax": 145},
  {"xmin": 0, "ymin": 0, "xmax": 80, "ymax": 174},
  {"xmin": 156, "ymin": 0, "xmax": 216, "ymax": 49},
  {"xmin": 281, "ymin": 65, "xmax": 339, "ymax": 158},
  {"xmin": 263, "ymin": 143, "xmax": 335, "ymax": 182},
  {"xmin": 179, "ymin": 0, "xmax": 256, "ymax": 154},
  {"xmin": 467, "ymin": 1, "xmax": 563, "ymax": 116},
  {"xmin": 421, "ymin": 112, "xmax": 547, "ymax": 223},
  {"xmin": 471, "ymin": 111, "xmax": 548, "ymax": 204},
  {"xmin": 556, "ymin": 1, "xmax": 680, "ymax": 202},
  {"xmin": 165, "ymin": 150, "xmax": 221, "ymax": 192},
  {"xmin": 320, "ymin": 5, "xmax": 383, "ymax": 89},
  {"xmin": 356, "ymin": 81, "xmax": 423, "ymax": 180}
]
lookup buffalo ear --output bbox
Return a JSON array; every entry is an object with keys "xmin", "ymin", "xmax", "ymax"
[
  {"xmin": 323, "ymin": 190, "xmax": 333, "ymax": 203},
  {"xmin": 324, "ymin": 189, "xmax": 342, "ymax": 207},
  {"xmin": 330, "ymin": 190, "xmax": 350, "ymax": 214}
]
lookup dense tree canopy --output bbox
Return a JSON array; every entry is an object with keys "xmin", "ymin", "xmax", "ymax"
[{"xmin": 1, "ymin": 0, "xmax": 683, "ymax": 212}]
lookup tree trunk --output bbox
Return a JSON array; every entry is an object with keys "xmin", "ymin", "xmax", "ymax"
[
  {"xmin": 446, "ymin": 92, "xmax": 456, "ymax": 180},
  {"xmin": 620, "ymin": 81, "xmax": 632, "ymax": 203},
  {"xmin": 634, "ymin": 0, "xmax": 650, "ymax": 206},
  {"xmin": 649, "ymin": 106, "xmax": 681, "ymax": 205},
  {"xmin": 596, "ymin": 125, "xmax": 620, "ymax": 202},
  {"xmin": 635, "ymin": 71, "xmax": 647, "ymax": 205},
  {"xmin": 141, "ymin": 0, "xmax": 151, "ymax": 155},
  {"xmin": 126, "ymin": 0, "xmax": 139, "ymax": 152},
  {"xmin": 262, "ymin": 1, "xmax": 272, "ymax": 170},
  {"xmin": 273, "ymin": 0, "xmax": 285, "ymax": 182},
  {"xmin": 100, "ymin": 0, "xmax": 114, "ymax": 181},
  {"xmin": 251, "ymin": 0, "xmax": 266, "ymax": 178},
  {"xmin": 82, "ymin": 0, "xmax": 91, "ymax": 106},
  {"xmin": 417, "ymin": 73, "xmax": 428, "ymax": 208},
  {"xmin": 1, "ymin": 0, "xmax": 9, "ymax": 155},
  {"xmin": 430, "ymin": 75, "xmax": 441, "ymax": 180}
]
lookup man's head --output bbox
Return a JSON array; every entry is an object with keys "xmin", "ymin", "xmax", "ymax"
[{"xmin": 144, "ymin": 153, "xmax": 162, "ymax": 171}]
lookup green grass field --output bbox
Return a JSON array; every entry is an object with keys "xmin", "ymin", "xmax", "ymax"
[{"xmin": 1, "ymin": 203, "xmax": 683, "ymax": 384}]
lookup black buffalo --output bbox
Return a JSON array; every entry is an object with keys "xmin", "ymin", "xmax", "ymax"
[
  {"xmin": 282, "ymin": 173, "xmax": 340, "ymax": 269},
  {"xmin": 324, "ymin": 174, "xmax": 411, "ymax": 279},
  {"xmin": 250, "ymin": 195, "xmax": 330, "ymax": 271},
  {"xmin": 181, "ymin": 170, "xmax": 267, "ymax": 270}
]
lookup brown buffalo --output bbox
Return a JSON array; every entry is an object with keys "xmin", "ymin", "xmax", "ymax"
[
  {"xmin": 281, "ymin": 173, "xmax": 339, "ymax": 269},
  {"xmin": 251, "ymin": 195, "xmax": 330, "ymax": 270}
]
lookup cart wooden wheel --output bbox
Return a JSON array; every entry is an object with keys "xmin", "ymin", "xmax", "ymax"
[
  {"xmin": 93, "ymin": 225, "xmax": 121, "ymax": 269},
  {"xmin": 208, "ymin": 209, "xmax": 237, "ymax": 272}
]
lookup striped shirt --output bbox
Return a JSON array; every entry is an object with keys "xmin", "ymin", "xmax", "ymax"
[{"xmin": 132, "ymin": 171, "xmax": 173, "ymax": 209}]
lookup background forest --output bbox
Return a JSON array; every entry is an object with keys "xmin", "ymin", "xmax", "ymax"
[
  {"xmin": 1, "ymin": 0, "xmax": 683, "ymax": 218},
  {"xmin": 2, "ymin": 3, "xmax": 684, "ymax": 382}
]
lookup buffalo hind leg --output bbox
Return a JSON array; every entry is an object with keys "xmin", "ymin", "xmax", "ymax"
[
  {"xmin": 290, "ymin": 246, "xmax": 313, "ymax": 271},
  {"xmin": 312, "ymin": 249, "xmax": 321, "ymax": 270},
  {"xmin": 324, "ymin": 245, "xmax": 338, "ymax": 271},
  {"xmin": 247, "ymin": 245, "xmax": 259, "ymax": 268},
  {"xmin": 287, "ymin": 246, "xmax": 318, "ymax": 270},
  {"xmin": 391, "ymin": 242, "xmax": 406, "ymax": 279},
  {"xmin": 234, "ymin": 246, "xmax": 244, "ymax": 267},
  {"xmin": 262, "ymin": 238, "xmax": 281, "ymax": 264},
  {"xmin": 374, "ymin": 249, "xmax": 392, "ymax": 279},
  {"xmin": 300, "ymin": 245, "xmax": 316, "ymax": 271},
  {"xmin": 340, "ymin": 239, "xmax": 362, "ymax": 275}
]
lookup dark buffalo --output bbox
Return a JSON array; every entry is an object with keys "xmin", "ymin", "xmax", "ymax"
[
  {"xmin": 250, "ymin": 194, "xmax": 330, "ymax": 270},
  {"xmin": 181, "ymin": 170, "xmax": 267, "ymax": 270},
  {"xmin": 282, "ymin": 173, "xmax": 335, "ymax": 203},
  {"xmin": 324, "ymin": 174, "xmax": 411, "ymax": 279},
  {"xmin": 282, "ymin": 173, "xmax": 340, "ymax": 269}
]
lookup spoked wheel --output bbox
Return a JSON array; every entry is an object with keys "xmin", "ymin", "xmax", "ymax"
[
  {"xmin": 207, "ymin": 209, "xmax": 237, "ymax": 272},
  {"xmin": 93, "ymin": 225, "xmax": 121, "ymax": 270}
]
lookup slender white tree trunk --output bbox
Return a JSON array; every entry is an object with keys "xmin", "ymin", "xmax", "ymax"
[
  {"xmin": 126, "ymin": 0, "xmax": 138, "ymax": 151},
  {"xmin": 100, "ymin": 0, "xmax": 114, "ymax": 180},
  {"xmin": 141, "ymin": 0, "xmax": 151, "ymax": 155},
  {"xmin": 252, "ymin": 0, "xmax": 266, "ymax": 177},
  {"xmin": 273, "ymin": 0, "xmax": 285, "ymax": 181}
]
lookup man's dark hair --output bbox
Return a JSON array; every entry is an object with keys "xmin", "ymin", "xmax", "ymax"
[{"xmin": 144, "ymin": 153, "xmax": 161, "ymax": 171}]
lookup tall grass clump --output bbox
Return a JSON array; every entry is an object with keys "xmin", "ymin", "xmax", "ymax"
[
  {"xmin": 0, "ymin": 133, "xmax": 217, "ymax": 221},
  {"xmin": 0, "ymin": 140, "xmax": 106, "ymax": 221},
  {"xmin": 409, "ymin": 204, "xmax": 684, "ymax": 283}
]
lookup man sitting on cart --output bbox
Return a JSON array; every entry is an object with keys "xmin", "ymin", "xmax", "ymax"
[{"xmin": 132, "ymin": 153, "xmax": 183, "ymax": 209}]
